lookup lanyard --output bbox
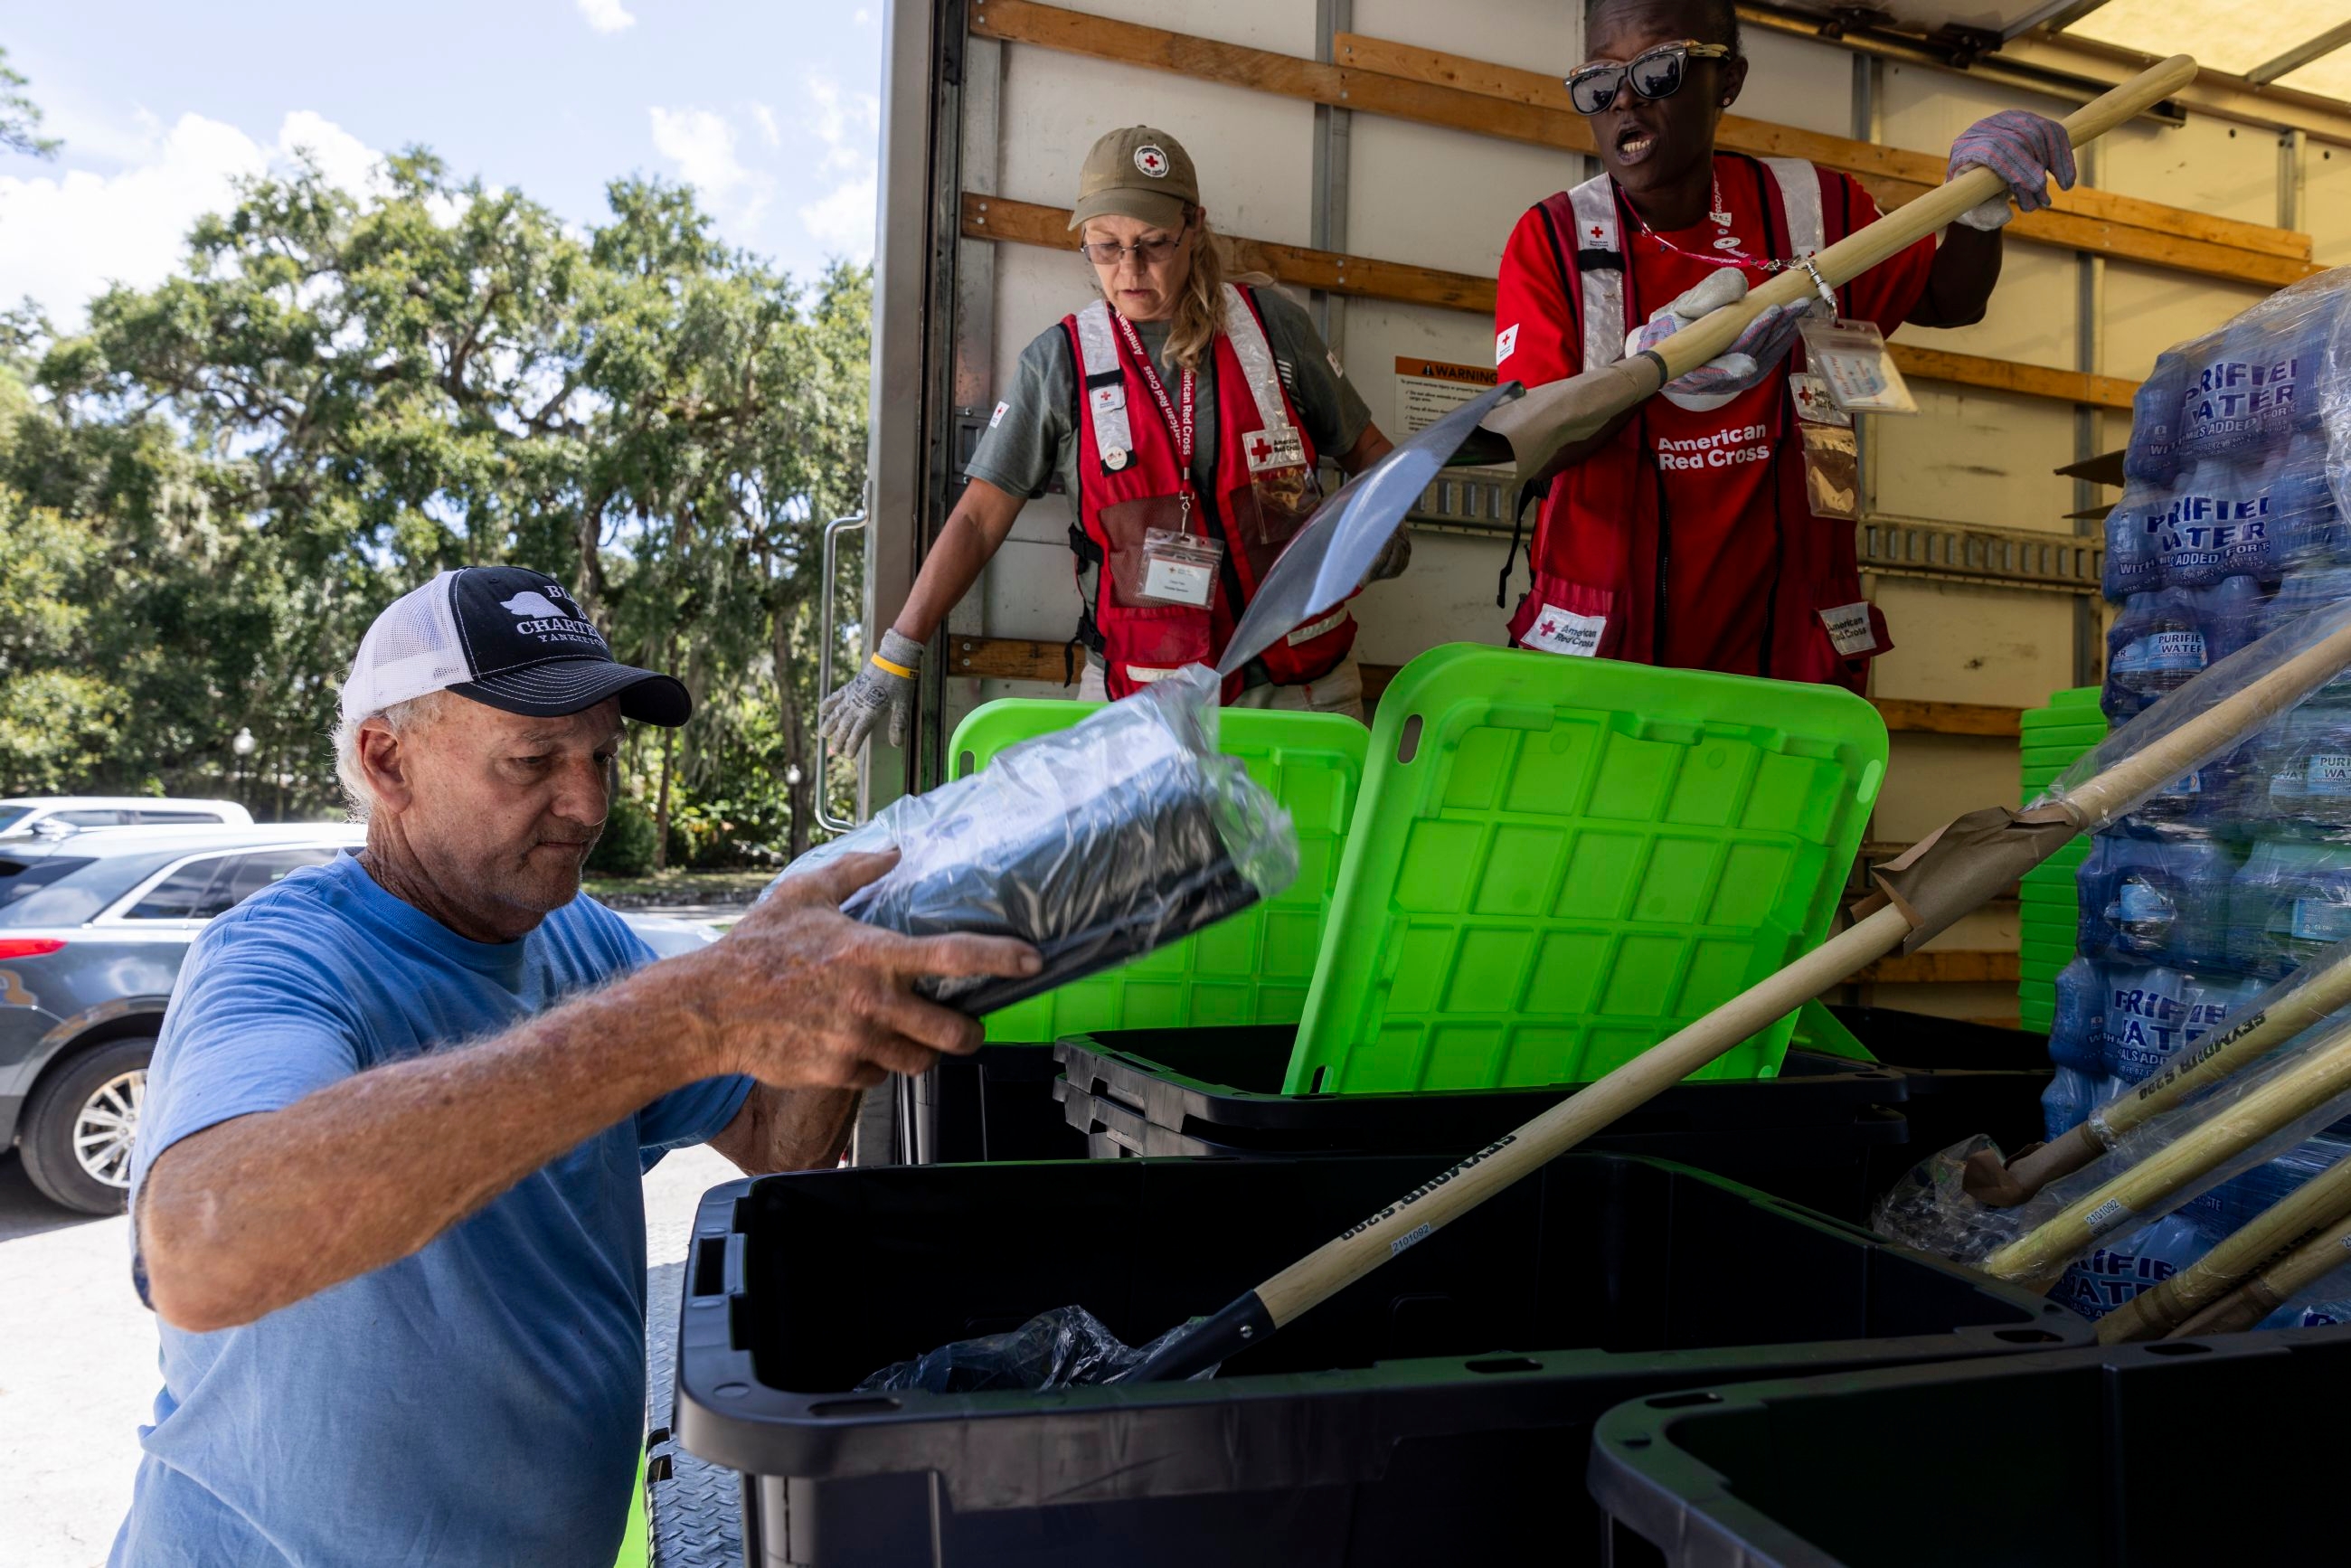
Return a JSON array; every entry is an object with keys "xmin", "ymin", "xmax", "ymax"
[
  {"xmin": 1625, "ymin": 171, "xmax": 1780, "ymax": 276},
  {"xmin": 1110, "ymin": 310, "xmax": 1198, "ymax": 526}
]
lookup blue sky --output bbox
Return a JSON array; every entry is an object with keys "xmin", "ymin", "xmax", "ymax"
[{"xmin": 0, "ymin": 1, "xmax": 884, "ymax": 326}]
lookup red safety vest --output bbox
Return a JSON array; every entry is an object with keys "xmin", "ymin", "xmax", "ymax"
[
  {"xmin": 1063, "ymin": 284, "xmax": 1355, "ymax": 701},
  {"xmin": 1506, "ymin": 158, "xmax": 1893, "ymax": 694}
]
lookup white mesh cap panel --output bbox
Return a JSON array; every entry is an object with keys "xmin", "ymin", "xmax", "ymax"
[{"xmin": 340, "ymin": 571, "xmax": 471, "ymax": 722}]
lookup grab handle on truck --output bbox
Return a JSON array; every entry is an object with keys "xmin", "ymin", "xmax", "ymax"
[{"xmin": 814, "ymin": 506, "xmax": 870, "ymax": 833}]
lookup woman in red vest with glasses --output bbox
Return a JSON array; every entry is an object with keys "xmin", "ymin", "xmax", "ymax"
[
  {"xmin": 1497, "ymin": 0, "xmax": 2074, "ymax": 694},
  {"xmin": 822, "ymin": 126, "xmax": 1400, "ymax": 753}
]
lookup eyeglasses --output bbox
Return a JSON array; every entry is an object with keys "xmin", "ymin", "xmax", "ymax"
[
  {"xmin": 1565, "ymin": 40, "xmax": 1732, "ymax": 116},
  {"xmin": 1078, "ymin": 229, "xmax": 1186, "ymax": 267}
]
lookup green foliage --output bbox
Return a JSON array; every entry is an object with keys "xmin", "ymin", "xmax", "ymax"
[
  {"xmin": 0, "ymin": 48, "xmax": 59, "ymax": 160},
  {"xmin": 0, "ymin": 150, "xmax": 870, "ymax": 840},
  {"xmin": 587, "ymin": 795, "xmax": 660, "ymax": 878}
]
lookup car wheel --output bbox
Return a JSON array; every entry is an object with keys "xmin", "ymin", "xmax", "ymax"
[{"xmin": 20, "ymin": 1036, "xmax": 155, "ymax": 1215}]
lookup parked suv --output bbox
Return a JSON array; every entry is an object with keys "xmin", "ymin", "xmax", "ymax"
[
  {"xmin": 0, "ymin": 796, "xmax": 255, "ymax": 839},
  {"xmin": 0, "ymin": 825, "xmax": 717, "ymax": 1213}
]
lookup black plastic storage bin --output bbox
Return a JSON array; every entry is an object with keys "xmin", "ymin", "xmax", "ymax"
[
  {"xmin": 896, "ymin": 1044, "xmax": 1086, "ymax": 1164},
  {"xmin": 1052, "ymin": 1025, "xmax": 1909, "ymax": 1223},
  {"xmin": 674, "ymin": 1152, "xmax": 2088, "ymax": 1568},
  {"xmin": 1589, "ymin": 1323, "xmax": 2351, "ymax": 1568},
  {"xmin": 1834, "ymin": 1006, "xmax": 2052, "ymax": 1163}
]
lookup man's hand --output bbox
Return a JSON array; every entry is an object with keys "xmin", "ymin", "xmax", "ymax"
[{"xmin": 664, "ymin": 850, "xmax": 1041, "ymax": 1091}]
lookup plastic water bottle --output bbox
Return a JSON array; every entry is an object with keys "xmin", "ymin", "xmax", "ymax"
[
  {"xmin": 2266, "ymin": 430, "xmax": 2342, "ymax": 572},
  {"xmin": 2104, "ymin": 589, "xmax": 2207, "ymax": 723},
  {"xmin": 2102, "ymin": 481, "xmax": 2164, "ymax": 600},
  {"xmin": 2186, "ymin": 1133, "xmax": 2351, "ymax": 1250},
  {"xmin": 2051, "ymin": 1212, "xmax": 2209, "ymax": 1321},
  {"xmin": 2042, "ymin": 1069, "xmax": 2099, "ymax": 1143},
  {"xmin": 2125, "ymin": 351, "xmax": 2186, "ymax": 485},
  {"xmin": 2091, "ymin": 835, "xmax": 2235, "ymax": 967},
  {"xmin": 2157, "ymin": 460, "xmax": 2232, "ymax": 587},
  {"xmin": 2258, "ymin": 569, "xmax": 2351, "ymax": 709},
  {"xmin": 2248, "ymin": 300, "xmax": 2327, "ymax": 442},
  {"xmin": 2099, "ymin": 964, "xmax": 2194, "ymax": 1086},
  {"xmin": 2228, "ymin": 835, "xmax": 2351, "ymax": 977},
  {"xmin": 2049, "ymin": 956, "xmax": 2106, "ymax": 1076},
  {"xmin": 2251, "ymin": 708, "xmax": 2351, "ymax": 839},
  {"xmin": 2175, "ymin": 330, "xmax": 2234, "ymax": 463}
]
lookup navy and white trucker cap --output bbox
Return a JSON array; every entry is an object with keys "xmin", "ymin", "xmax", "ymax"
[{"xmin": 341, "ymin": 567, "xmax": 691, "ymax": 727}]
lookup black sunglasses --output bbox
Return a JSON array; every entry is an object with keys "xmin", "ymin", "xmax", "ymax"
[{"xmin": 1565, "ymin": 40, "xmax": 1732, "ymax": 116}]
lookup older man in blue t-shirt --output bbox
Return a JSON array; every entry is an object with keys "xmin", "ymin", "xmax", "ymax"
[{"xmin": 113, "ymin": 567, "xmax": 1039, "ymax": 1568}]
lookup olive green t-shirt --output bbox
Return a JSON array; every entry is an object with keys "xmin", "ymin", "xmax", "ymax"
[{"xmin": 964, "ymin": 287, "xmax": 1373, "ymax": 504}]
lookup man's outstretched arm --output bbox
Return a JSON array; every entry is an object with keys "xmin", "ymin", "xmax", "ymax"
[{"xmin": 138, "ymin": 853, "xmax": 1037, "ymax": 1332}]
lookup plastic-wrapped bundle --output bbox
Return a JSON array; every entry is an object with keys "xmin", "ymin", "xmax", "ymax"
[
  {"xmin": 2101, "ymin": 479, "xmax": 2165, "ymax": 600},
  {"xmin": 856, "ymin": 1305, "xmax": 1213, "ymax": 1393},
  {"xmin": 2175, "ymin": 285, "xmax": 2331, "ymax": 462},
  {"xmin": 2048, "ymin": 1213, "xmax": 2206, "ymax": 1322},
  {"xmin": 777, "ymin": 665, "xmax": 1298, "ymax": 1015},
  {"xmin": 2260, "ymin": 567, "xmax": 2351, "ymax": 705},
  {"xmin": 1877, "ymin": 963, "xmax": 2351, "ymax": 1290},
  {"xmin": 2097, "ymin": 963, "xmax": 2259, "ymax": 1091},
  {"xmin": 2104, "ymin": 587, "xmax": 2210, "ymax": 723},
  {"xmin": 2246, "ymin": 707, "xmax": 2351, "ymax": 838},
  {"xmin": 2184, "ymin": 1129, "xmax": 2351, "ymax": 1248},
  {"xmin": 2228, "ymin": 836, "xmax": 2351, "ymax": 978}
]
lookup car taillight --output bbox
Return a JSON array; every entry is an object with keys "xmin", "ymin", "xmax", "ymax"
[{"xmin": 0, "ymin": 937, "xmax": 66, "ymax": 959}]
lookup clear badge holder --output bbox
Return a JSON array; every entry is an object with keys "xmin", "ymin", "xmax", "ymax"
[
  {"xmin": 1799, "ymin": 316, "xmax": 1918, "ymax": 415},
  {"xmin": 1138, "ymin": 527, "xmax": 1223, "ymax": 608}
]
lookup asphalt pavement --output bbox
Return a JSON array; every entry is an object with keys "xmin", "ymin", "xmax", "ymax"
[{"xmin": 0, "ymin": 1143, "xmax": 735, "ymax": 1567}]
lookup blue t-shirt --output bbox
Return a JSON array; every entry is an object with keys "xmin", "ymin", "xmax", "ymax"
[{"xmin": 112, "ymin": 853, "xmax": 751, "ymax": 1568}]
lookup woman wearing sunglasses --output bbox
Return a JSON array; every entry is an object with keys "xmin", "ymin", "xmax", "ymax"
[
  {"xmin": 820, "ymin": 126, "xmax": 1400, "ymax": 751},
  {"xmin": 1496, "ymin": 0, "xmax": 2073, "ymax": 694}
]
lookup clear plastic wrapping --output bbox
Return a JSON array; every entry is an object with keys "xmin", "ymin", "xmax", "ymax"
[
  {"xmin": 774, "ymin": 665, "xmax": 1298, "ymax": 1015},
  {"xmin": 1878, "ymin": 958, "xmax": 2351, "ymax": 1290},
  {"xmin": 854, "ymin": 1305, "xmax": 1214, "ymax": 1393}
]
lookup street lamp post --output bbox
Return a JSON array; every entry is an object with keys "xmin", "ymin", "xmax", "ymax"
[{"xmin": 232, "ymin": 727, "xmax": 255, "ymax": 809}]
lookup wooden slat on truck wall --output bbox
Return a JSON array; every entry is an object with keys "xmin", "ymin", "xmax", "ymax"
[
  {"xmin": 966, "ymin": 0, "xmax": 2320, "ymax": 288},
  {"xmin": 1331, "ymin": 32, "xmax": 2313, "ymax": 265},
  {"xmin": 963, "ymin": 194, "xmax": 2139, "ymax": 413}
]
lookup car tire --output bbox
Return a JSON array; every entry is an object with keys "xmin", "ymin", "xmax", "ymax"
[{"xmin": 20, "ymin": 1035, "xmax": 155, "ymax": 1215}]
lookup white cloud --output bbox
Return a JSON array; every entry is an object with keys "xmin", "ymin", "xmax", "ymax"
[
  {"xmin": 854, "ymin": 6, "xmax": 872, "ymax": 23},
  {"xmin": 575, "ymin": 0, "xmax": 637, "ymax": 33},
  {"xmin": 0, "ymin": 109, "xmax": 385, "ymax": 328},
  {"xmin": 751, "ymin": 103, "xmax": 780, "ymax": 149},
  {"xmin": 647, "ymin": 106, "xmax": 772, "ymax": 227},
  {"xmin": 798, "ymin": 75, "xmax": 879, "ymax": 260},
  {"xmin": 799, "ymin": 173, "xmax": 877, "ymax": 260}
]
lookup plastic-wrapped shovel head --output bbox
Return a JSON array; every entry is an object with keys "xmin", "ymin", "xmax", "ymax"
[
  {"xmin": 1219, "ymin": 380, "xmax": 1522, "ymax": 675},
  {"xmin": 771, "ymin": 664, "xmax": 1298, "ymax": 1015},
  {"xmin": 854, "ymin": 1305, "xmax": 1218, "ymax": 1393}
]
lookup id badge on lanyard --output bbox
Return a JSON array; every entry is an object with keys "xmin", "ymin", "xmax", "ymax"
[{"xmin": 1116, "ymin": 312, "xmax": 1225, "ymax": 609}]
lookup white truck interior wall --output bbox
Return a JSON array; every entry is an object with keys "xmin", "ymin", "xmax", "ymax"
[{"xmin": 945, "ymin": 0, "xmax": 2345, "ymax": 1019}]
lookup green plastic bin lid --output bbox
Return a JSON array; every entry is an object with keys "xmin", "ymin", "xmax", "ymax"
[
  {"xmin": 2019, "ymin": 687, "xmax": 2103, "ymax": 726},
  {"xmin": 1285, "ymin": 646, "xmax": 1886, "ymax": 1094},
  {"xmin": 948, "ymin": 698, "xmax": 1369, "ymax": 1042}
]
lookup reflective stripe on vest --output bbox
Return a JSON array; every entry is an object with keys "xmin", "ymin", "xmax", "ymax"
[
  {"xmin": 1072, "ymin": 299, "xmax": 1134, "ymax": 468},
  {"xmin": 1218, "ymin": 284, "xmax": 1291, "ymax": 436},
  {"xmin": 1569, "ymin": 162, "xmax": 1827, "ymax": 362},
  {"xmin": 1567, "ymin": 175, "xmax": 1624, "ymax": 375}
]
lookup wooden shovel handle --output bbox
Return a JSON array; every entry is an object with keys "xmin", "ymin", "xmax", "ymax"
[{"xmin": 1649, "ymin": 54, "xmax": 2197, "ymax": 385}]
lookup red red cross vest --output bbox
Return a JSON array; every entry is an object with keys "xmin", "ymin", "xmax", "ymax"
[
  {"xmin": 1508, "ymin": 157, "xmax": 1891, "ymax": 695},
  {"xmin": 1062, "ymin": 284, "xmax": 1355, "ymax": 701}
]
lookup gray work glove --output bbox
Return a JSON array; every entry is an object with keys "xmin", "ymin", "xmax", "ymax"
[
  {"xmin": 819, "ymin": 628, "xmax": 924, "ymax": 751},
  {"xmin": 1364, "ymin": 522, "xmax": 1412, "ymax": 584}
]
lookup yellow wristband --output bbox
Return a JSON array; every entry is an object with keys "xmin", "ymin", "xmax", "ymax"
[{"xmin": 871, "ymin": 653, "xmax": 918, "ymax": 679}]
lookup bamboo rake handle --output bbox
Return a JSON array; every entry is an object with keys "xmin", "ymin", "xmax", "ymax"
[
  {"xmin": 2168, "ymin": 1211, "xmax": 2351, "ymax": 1337},
  {"xmin": 2008, "ymin": 949, "xmax": 2351, "ymax": 1197},
  {"xmin": 1647, "ymin": 54, "xmax": 2196, "ymax": 384},
  {"xmin": 1985, "ymin": 1018, "xmax": 2351, "ymax": 1288},
  {"xmin": 1256, "ymin": 903, "xmax": 1913, "ymax": 1324},
  {"xmin": 2098, "ymin": 1150, "xmax": 2351, "ymax": 1343}
]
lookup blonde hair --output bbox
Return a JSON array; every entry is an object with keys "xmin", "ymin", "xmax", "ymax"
[{"xmin": 1162, "ymin": 210, "xmax": 1231, "ymax": 374}]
